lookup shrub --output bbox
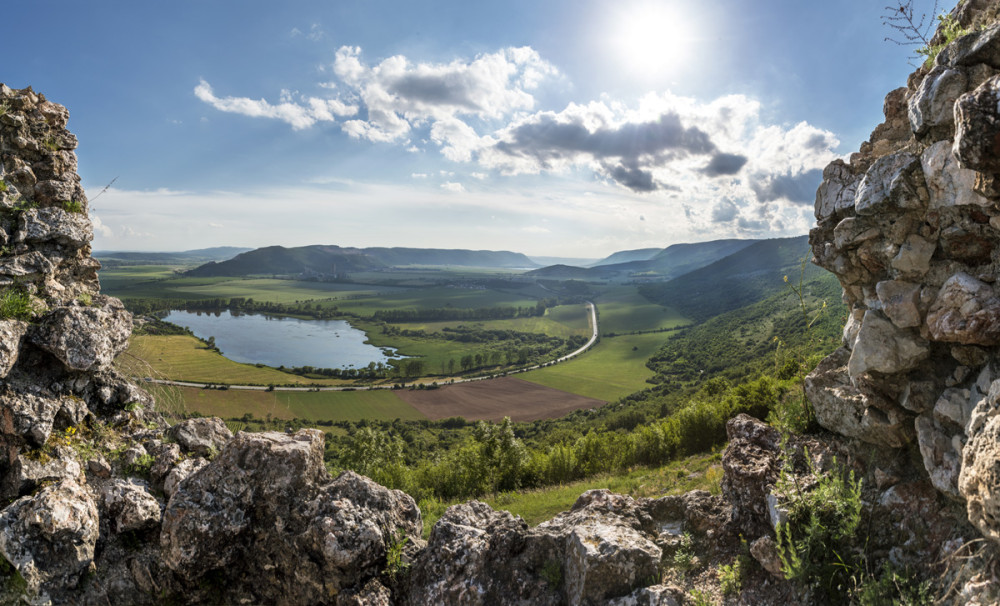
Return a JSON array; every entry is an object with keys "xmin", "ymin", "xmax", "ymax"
[{"xmin": 775, "ymin": 450, "xmax": 863, "ymax": 600}]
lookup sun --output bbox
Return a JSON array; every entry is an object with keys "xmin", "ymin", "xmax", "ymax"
[{"xmin": 609, "ymin": 2, "xmax": 691, "ymax": 78}]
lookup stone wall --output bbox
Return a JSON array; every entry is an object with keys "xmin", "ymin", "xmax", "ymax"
[{"xmin": 806, "ymin": 0, "xmax": 1000, "ymax": 546}]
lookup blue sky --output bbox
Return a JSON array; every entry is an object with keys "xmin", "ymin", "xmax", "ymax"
[{"xmin": 4, "ymin": 0, "xmax": 946, "ymax": 257}]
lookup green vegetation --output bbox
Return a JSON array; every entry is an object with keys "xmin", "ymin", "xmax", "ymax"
[
  {"xmin": 918, "ymin": 13, "xmax": 971, "ymax": 66},
  {"xmin": 0, "ymin": 288, "xmax": 33, "ymax": 321},
  {"xmin": 521, "ymin": 333, "xmax": 670, "ymax": 401},
  {"xmin": 62, "ymin": 199, "xmax": 84, "ymax": 213}
]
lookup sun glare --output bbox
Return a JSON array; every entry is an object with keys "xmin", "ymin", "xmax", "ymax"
[{"xmin": 610, "ymin": 2, "xmax": 691, "ymax": 78}]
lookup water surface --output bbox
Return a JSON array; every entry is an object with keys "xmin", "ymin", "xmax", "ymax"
[{"xmin": 163, "ymin": 310, "xmax": 400, "ymax": 369}]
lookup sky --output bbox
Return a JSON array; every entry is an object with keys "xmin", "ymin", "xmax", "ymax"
[{"xmin": 4, "ymin": 0, "xmax": 948, "ymax": 258}]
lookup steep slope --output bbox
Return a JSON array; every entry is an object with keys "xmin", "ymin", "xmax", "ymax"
[
  {"xmin": 362, "ymin": 246, "xmax": 537, "ymax": 268},
  {"xmin": 589, "ymin": 247, "xmax": 662, "ymax": 266},
  {"xmin": 638, "ymin": 235, "xmax": 813, "ymax": 321}
]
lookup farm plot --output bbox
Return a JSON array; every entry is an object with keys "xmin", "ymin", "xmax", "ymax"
[{"xmin": 395, "ymin": 377, "xmax": 605, "ymax": 422}]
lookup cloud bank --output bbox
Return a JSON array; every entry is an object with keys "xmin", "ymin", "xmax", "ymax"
[{"xmin": 195, "ymin": 45, "xmax": 839, "ymax": 237}]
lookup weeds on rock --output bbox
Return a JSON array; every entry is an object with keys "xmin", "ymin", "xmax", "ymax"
[
  {"xmin": 383, "ymin": 531, "xmax": 411, "ymax": 584},
  {"xmin": 775, "ymin": 449, "xmax": 863, "ymax": 600},
  {"xmin": 0, "ymin": 287, "xmax": 32, "ymax": 321},
  {"xmin": 882, "ymin": 1, "xmax": 940, "ymax": 65}
]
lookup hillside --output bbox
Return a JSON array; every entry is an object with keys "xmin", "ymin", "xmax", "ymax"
[
  {"xmin": 590, "ymin": 247, "xmax": 662, "ymax": 266},
  {"xmin": 638, "ymin": 235, "xmax": 815, "ymax": 322},
  {"xmin": 528, "ymin": 238, "xmax": 758, "ymax": 281},
  {"xmin": 185, "ymin": 244, "xmax": 538, "ymax": 277}
]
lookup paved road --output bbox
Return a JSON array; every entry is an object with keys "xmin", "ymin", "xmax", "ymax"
[{"xmin": 141, "ymin": 302, "xmax": 599, "ymax": 392}]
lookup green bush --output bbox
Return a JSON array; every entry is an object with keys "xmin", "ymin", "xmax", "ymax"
[{"xmin": 776, "ymin": 450, "xmax": 863, "ymax": 601}]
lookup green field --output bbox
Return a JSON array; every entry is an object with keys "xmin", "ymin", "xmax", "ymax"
[
  {"xmin": 121, "ymin": 335, "xmax": 347, "ymax": 385},
  {"xmin": 406, "ymin": 304, "xmax": 590, "ymax": 338},
  {"xmin": 152, "ymin": 384, "xmax": 426, "ymax": 423},
  {"xmin": 518, "ymin": 332, "xmax": 674, "ymax": 401},
  {"xmin": 332, "ymin": 285, "xmax": 541, "ymax": 317},
  {"xmin": 594, "ymin": 286, "xmax": 688, "ymax": 334}
]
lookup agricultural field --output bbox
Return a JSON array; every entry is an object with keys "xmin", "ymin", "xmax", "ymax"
[
  {"xmin": 120, "ymin": 334, "xmax": 347, "ymax": 386},
  {"xmin": 401, "ymin": 303, "xmax": 590, "ymax": 338},
  {"xmin": 593, "ymin": 286, "xmax": 689, "ymax": 334},
  {"xmin": 150, "ymin": 384, "xmax": 426, "ymax": 423},
  {"xmin": 519, "ymin": 332, "xmax": 676, "ymax": 401},
  {"xmin": 394, "ymin": 377, "xmax": 606, "ymax": 422}
]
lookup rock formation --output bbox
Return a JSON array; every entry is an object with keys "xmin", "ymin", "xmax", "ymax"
[{"xmin": 4, "ymin": 0, "xmax": 1000, "ymax": 603}]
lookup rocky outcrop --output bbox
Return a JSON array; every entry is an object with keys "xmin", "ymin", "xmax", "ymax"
[
  {"xmin": 806, "ymin": 0, "xmax": 1000, "ymax": 551},
  {"xmin": 406, "ymin": 488, "xmax": 724, "ymax": 606}
]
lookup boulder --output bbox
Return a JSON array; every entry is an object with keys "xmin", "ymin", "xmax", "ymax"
[
  {"xmin": 805, "ymin": 348, "xmax": 915, "ymax": 448},
  {"xmin": 909, "ymin": 66, "xmax": 967, "ymax": 135},
  {"xmin": 847, "ymin": 310, "xmax": 929, "ymax": 377},
  {"xmin": 0, "ymin": 479, "xmax": 98, "ymax": 598},
  {"xmin": 954, "ymin": 74, "xmax": 1000, "ymax": 174},
  {"xmin": 720, "ymin": 414, "xmax": 782, "ymax": 538},
  {"xmin": 959, "ymin": 383, "xmax": 1000, "ymax": 545},
  {"xmin": 921, "ymin": 140, "xmax": 990, "ymax": 208},
  {"xmin": 101, "ymin": 479, "xmax": 162, "ymax": 534},
  {"xmin": 854, "ymin": 152, "xmax": 927, "ymax": 215},
  {"xmin": 15, "ymin": 207, "xmax": 92, "ymax": 247},
  {"xmin": 30, "ymin": 300, "xmax": 132, "ymax": 371},
  {"xmin": 0, "ymin": 320, "xmax": 28, "ymax": 377},
  {"xmin": 927, "ymin": 273, "xmax": 1000, "ymax": 345},
  {"xmin": 161, "ymin": 430, "xmax": 421, "ymax": 604},
  {"xmin": 166, "ymin": 417, "xmax": 233, "ymax": 456},
  {"xmin": 815, "ymin": 160, "xmax": 860, "ymax": 220}
]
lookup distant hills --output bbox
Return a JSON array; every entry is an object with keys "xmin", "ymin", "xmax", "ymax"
[
  {"xmin": 638, "ymin": 235, "xmax": 815, "ymax": 322},
  {"xmin": 527, "ymin": 238, "xmax": 757, "ymax": 281},
  {"xmin": 589, "ymin": 248, "xmax": 662, "ymax": 267},
  {"xmin": 95, "ymin": 247, "xmax": 252, "ymax": 266},
  {"xmin": 184, "ymin": 245, "xmax": 540, "ymax": 277}
]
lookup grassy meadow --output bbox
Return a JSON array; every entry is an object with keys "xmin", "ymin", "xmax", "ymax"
[
  {"xmin": 148, "ymin": 383, "xmax": 426, "ymax": 423},
  {"xmin": 519, "ymin": 332, "xmax": 675, "ymax": 401}
]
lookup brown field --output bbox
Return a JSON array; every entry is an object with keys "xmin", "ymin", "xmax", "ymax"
[{"xmin": 395, "ymin": 377, "xmax": 606, "ymax": 422}]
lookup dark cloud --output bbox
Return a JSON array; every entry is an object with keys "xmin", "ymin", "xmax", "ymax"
[
  {"xmin": 701, "ymin": 153, "xmax": 748, "ymax": 177},
  {"xmin": 492, "ymin": 111, "xmax": 718, "ymax": 191},
  {"xmin": 606, "ymin": 163, "xmax": 656, "ymax": 192},
  {"xmin": 750, "ymin": 169, "xmax": 823, "ymax": 204},
  {"xmin": 388, "ymin": 74, "xmax": 480, "ymax": 110},
  {"xmin": 804, "ymin": 132, "xmax": 834, "ymax": 151},
  {"xmin": 711, "ymin": 199, "xmax": 739, "ymax": 223},
  {"xmin": 737, "ymin": 216, "xmax": 769, "ymax": 231}
]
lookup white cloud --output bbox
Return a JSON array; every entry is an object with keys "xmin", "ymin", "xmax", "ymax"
[
  {"xmin": 521, "ymin": 225, "xmax": 550, "ymax": 234},
  {"xmin": 91, "ymin": 214, "xmax": 113, "ymax": 239},
  {"xmin": 194, "ymin": 79, "xmax": 357, "ymax": 130},
  {"xmin": 441, "ymin": 181, "xmax": 466, "ymax": 193}
]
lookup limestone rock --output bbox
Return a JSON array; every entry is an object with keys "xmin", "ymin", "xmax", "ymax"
[
  {"xmin": 805, "ymin": 348, "xmax": 915, "ymax": 448},
  {"xmin": 854, "ymin": 152, "xmax": 926, "ymax": 215},
  {"xmin": 815, "ymin": 159, "xmax": 859, "ymax": 220},
  {"xmin": 161, "ymin": 430, "xmax": 422, "ymax": 604},
  {"xmin": 0, "ymin": 319, "xmax": 28, "ymax": 377},
  {"xmin": 31, "ymin": 300, "xmax": 132, "ymax": 371},
  {"xmin": 959, "ymin": 389, "xmax": 1000, "ymax": 544},
  {"xmin": 162, "ymin": 457, "xmax": 208, "ymax": 498},
  {"xmin": 909, "ymin": 66, "xmax": 967, "ymax": 135},
  {"xmin": 927, "ymin": 273, "xmax": 1000, "ymax": 345},
  {"xmin": 750, "ymin": 536, "xmax": 784, "ymax": 578},
  {"xmin": 940, "ymin": 23, "xmax": 1000, "ymax": 69},
  {"xmin": 876, "ymin": 280, "xmax": 922, "ymax": 328},
  {"xmin": 7, "ymin": 446, "xmax": 82, "ymax": 499},
  {"xmin": 954, "ymin": 74, "xmax": 1000, "ymax": 174},
  {"xmin": 922, "ymin": 140, "xmax": 990, "ymax": 208},
  {"xmin": 101, "ymin": 479, "xmax": 162, "ymax": 534},
  {"xmin": 0, "ymin": 479, "xmax": 98, "ymax": 598},
  {"xmin": 847, "ymin": 310, "xmax": 929, "ymax": 377},
  {"xmin": 720, "ymin": 414, "xmax": 781, "ymax": 537},
  {"xmin": 15, "ymin": 207, "xmax": 92, "ymax": 247},
  {"xmin": 167, "ymin": 416, "xmax": 233, "ymax": 457},
  {"xmin": 890, "ymin": 234, "xmax": 936, "ymax": 280},
  {"xmin": 917, "ymin": 414, "xmax": 963, "ymax": 498}
]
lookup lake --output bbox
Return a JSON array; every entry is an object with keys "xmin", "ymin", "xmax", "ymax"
[{"xmin": 162, "ymin": 310, "xmax": 401, "ymax": 369}]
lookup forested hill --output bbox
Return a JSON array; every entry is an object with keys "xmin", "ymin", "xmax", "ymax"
[
  {"xmin": 528, "ymin": 238, "xmax": 758, "ymax": 280},
  {"xmin": 589, "ymin": 247, "xmax": 662, "ymax": 266},
  {"xmin": 638, "ymin": 235, "xmax": 816, "ymax": 322},
  {"xmin": 185, "ymin": 245, "xmax": 539, "ymax": 277}
]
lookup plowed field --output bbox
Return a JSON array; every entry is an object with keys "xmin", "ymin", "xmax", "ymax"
[{"xmin": 394, "ymin": 376, "xmax": 606, "ymax": 422}]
